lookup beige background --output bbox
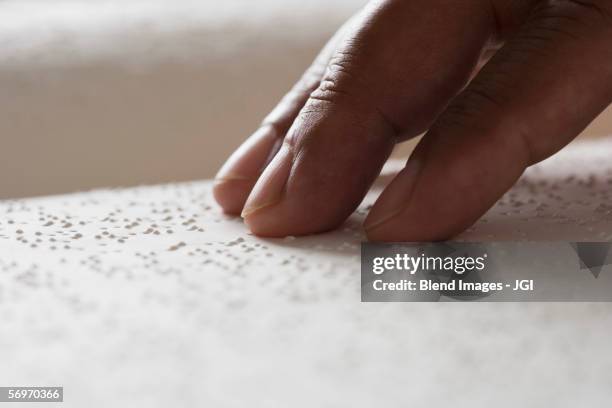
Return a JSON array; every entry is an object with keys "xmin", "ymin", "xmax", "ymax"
[{"xmin": 1, "ymin": 0, "xmax": 610, "ymax": 199}]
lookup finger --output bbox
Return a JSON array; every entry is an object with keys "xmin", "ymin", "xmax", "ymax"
[
  {"xmin": 242, "ymin": 0, "xmax": 501, "ymax": 237},
  {"xmin": 213, "ymin": 16, "xmax": 357, "ymax": 215},
  {"xmin": 365, "ymin": 0, "xmax": 612, "ymax": 241}
]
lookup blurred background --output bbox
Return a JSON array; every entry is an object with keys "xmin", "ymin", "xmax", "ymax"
[{"xmin": 1, "ymin": 0, "xmax": 611, "ymax": 199}]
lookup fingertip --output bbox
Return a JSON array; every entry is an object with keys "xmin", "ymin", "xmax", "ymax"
[
  {"xmin": 213, "ymin": 178, "xmax": 257, "ymax": 215},
  {"xmin": 242, "ymin": 209, "xmax": 283, "ymax": 237},
  {"xmin": 364, "ymin": 216, "xmax": 452, "ymax": 242},
  {"xmin": 364, "ymin": 220, "xmax": 402, "ymax": 242},
  {"xmin": 362, "ymin": 150, "xmax": 481, "ymax": 242},
  {"xmin": 241, "ymin": 142, "xmax": 347, "ymax": 237},
  {"xmin": 240, "ymin": 145, "xmax": 299, "ymax": 237},
  {"xmin": 243, "ymin": 206, "xmax": 344, "ymax": 238},
  {"xmin": 240, "ymin": 193, "xmax": 285, "ymax": 235},
  {"xmin": 213, "ymin": 125, "xmax": 281, "ymax": 214},
  {"xmin": 363, "ymin": 157, "xmax": 423, "ymax": 241}
]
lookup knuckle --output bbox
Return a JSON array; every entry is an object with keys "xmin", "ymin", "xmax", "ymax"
[
  {"xmin": 551, "ymin": 0, "xmax": 612, "ymax": 25},
  {"xmin": 436, "ymin": 82, "xmax": 540, "ymax": 165},
  {"xmin": 309, "ymin": 51, "xmax": 361, "ymax": 105},
  {"xmin": 261, "ymin": 62, "xmax": 333, "ymax": 134},
  {"xmin": 439, "ymin": 80, "xmax": 507, "ymax": 130},
  {"xmin": 489, "ymin": 0, "xmax": 540, "ymax": 39}
]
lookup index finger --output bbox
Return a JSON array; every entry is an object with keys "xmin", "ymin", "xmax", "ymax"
[{"xmin": 242, "ymin": 0, "xmax": 497, "ymax": 236}]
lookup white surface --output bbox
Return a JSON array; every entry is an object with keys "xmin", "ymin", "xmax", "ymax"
[{"xmin": 1, "ymin": 138, "xmax": 612, "ymax": 407}]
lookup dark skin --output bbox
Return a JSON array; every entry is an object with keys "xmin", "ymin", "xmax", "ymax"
[{"xmin": 213, "ymin": 0, "xmax": 612, "ymax": 241}]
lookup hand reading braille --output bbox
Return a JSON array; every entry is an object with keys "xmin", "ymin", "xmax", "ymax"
[{"xmin": 214, "ymin": 0, "xmax": 612, "ymax": 241}]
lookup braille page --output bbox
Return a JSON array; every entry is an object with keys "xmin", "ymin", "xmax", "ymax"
[{"xmin": 1, "ymin": 138, "xmax": 611, "ymax": 407}]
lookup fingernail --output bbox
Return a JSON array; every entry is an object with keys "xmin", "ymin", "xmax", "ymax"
[
  {"xmin": 364, "ymin": 157, "xmax": 423, "ymax": 232},
  {"xmin": 241, "ymin": 144, "xmax": 293, "ymax": 218},
  {"xmin": 214, "ymin": 175, "xmax": 254, "ymax": 183},
  {"xmin": 215, "ymin": 125, "xmax": 278, "ymax": 183}
]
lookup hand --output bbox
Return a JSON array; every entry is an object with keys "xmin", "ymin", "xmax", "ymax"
[{"xmin": 213, "ymin": 0, "xmax": 612, "ymax": 241}]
